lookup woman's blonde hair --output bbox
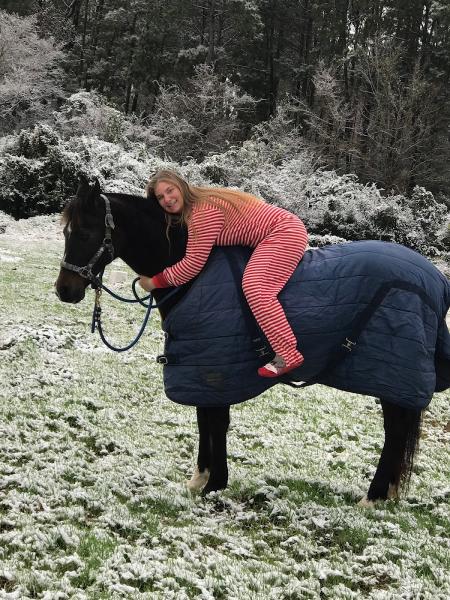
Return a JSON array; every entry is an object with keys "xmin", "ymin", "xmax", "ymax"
[{"xmin": 145, "ymin": 169, "xmax": 264, "ymax": 238}]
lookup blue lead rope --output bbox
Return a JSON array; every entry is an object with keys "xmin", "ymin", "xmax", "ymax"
[{"xmin": 91, "ymin": 277, "xmax": 180, "ymax": 352}]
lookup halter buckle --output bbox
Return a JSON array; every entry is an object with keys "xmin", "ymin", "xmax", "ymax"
[
  {"xmin": 95, "ymin": 287, "xmax": 102, "ymax": 305},
  {"xmin": 79, "ymin": 266, "xmax": 94, "ymax": 280}
]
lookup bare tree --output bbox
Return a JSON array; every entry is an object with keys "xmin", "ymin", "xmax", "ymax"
[{"xmin": 295, "ymin": 42, "xmax": 447, "ymax": 193}]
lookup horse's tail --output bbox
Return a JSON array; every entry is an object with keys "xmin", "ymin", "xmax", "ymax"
[{"xmin": 435, "ymin": 319, "xmax": 450, "ymax": 392}]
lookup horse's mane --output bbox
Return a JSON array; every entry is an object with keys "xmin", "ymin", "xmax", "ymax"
[{"xmin": 62, "ymin": 191, "xmax": 166, "ymax": 230}]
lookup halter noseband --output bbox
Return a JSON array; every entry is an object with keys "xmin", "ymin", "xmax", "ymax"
[{"xmin": 61, "ymin": 194, "xmax": 115, "ymax": 287}]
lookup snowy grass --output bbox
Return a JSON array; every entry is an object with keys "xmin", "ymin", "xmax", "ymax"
[{"xmin": 0, "ymin": 215, "xmax": 449, "ymax": 599}]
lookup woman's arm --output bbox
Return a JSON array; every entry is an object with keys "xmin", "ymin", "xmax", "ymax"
[{"xmin": 150, "ymin": 204, "xmax": 225, "ymax": 288}]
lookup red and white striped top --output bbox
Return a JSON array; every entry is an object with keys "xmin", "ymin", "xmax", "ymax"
[{"xmin": 151, "ymin": 198, "xmax": 307, "ymax": 288}]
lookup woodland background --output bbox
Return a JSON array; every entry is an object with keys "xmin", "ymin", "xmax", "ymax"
[{"xmin": 0, "ymin": 0, "xmax": 449, "ymax": 256}]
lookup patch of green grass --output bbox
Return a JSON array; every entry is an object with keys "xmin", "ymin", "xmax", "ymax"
[
  {"xmin": 85, "ymin": 593, "xmax": 110, "ymax": 600},
  {"xmin": 326, "ymin": 525, "xmax": 370, "ymax": 554},
  {"xmin": 415, "ymin": 547, "xmax": 450, "ymax": 583},
  {"xmin": 126, "ymin": 495, "xmax": 192, "ymax": 538},
  {"xmin": 281, "ymin": 588, "xmax": 318, "ymax": 600},
  {"xmin": 173, "ymin": 577, "xmax": 199, "ymax": 595},
  {"xmin": 129, "ymin": 495, "xmax": 182, "ymax": 520},
  {"xmin": 407, "ymin": 506, "xmax": 450, "ymax": 535},
  {"xmin": 227, "ymin": 484, "xmax": 274, "ymax": 511},
  {"xmin": 141, "ymin": 513, "xmax": 160, "ymax": 537},
  {"xmin": 22, "ymin": 573, "xmax": 46, "ymax": 599},
  {"xmin": 0, "ymin": 575, "xmax": 15, "ymax": 593},
  {"xmin": 324, "ymin": 572, "xmax": 393, "ymax": 593},
  {"xmin": 199, "ymin": 533, "xmax": 225, "ymax": 548},
  {"xmin": 61, "ymin": 470, "xmax": 78, "ymax": 484},
  {"xmin": 266, "ymin": 477, "xmax": 353, "ymax": 507},
  {"xmin": 71, "ymin": 532, "xmax": 117, "ymax": 589}
]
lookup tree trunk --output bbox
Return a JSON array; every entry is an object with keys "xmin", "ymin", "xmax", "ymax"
[
  {"xmin": 207, "ymin": 0, "xmax": 215, "ymax": 64},
  {"xmin": 84, "ymin": 0, "xmax": 105, "ymax": 89},
  {"xmin": 99, "ymin": 27, "xmax": 118, "ymax": 93},
  {"xmin": 124, "ymin": 13, "xmax": 138, "ymax": 114},
  {"xmin": 78, "ymin": 0, "xmax": 89, "ymax": 86},
  {"xmin": 266, "ymin": 1, "xmax": 276, "ymax": 117},
  {"xmin": 295, "ymin": 0, "xmax": 313, "ymax": 104},
  {"xmin": 131, "ymin": 90, "xmax": 139, "ymax": 114},
  {"xmin": 420, "ymin": 0, "xmax": 432, "ymax": 69}
]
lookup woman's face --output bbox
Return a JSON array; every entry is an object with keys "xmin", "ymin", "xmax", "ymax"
[{"xmin": 154, "ymin": 180, "xmax": 184, "ymax": 214}]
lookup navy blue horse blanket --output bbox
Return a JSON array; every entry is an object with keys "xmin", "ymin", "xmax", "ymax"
[{"xmin": 160, "ymin": 241, "xmax": 450, "ymax": 410}]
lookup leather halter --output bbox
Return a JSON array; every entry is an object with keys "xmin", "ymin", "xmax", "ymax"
[{"xmin": 60, "ymin": 194, "xmax": 115, "ymax": 286}]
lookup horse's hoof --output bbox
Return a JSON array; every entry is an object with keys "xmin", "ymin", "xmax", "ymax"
[
  {"xmin": 186, "ymin": 467, "xmax": 210, "ymax": 492},
  {"xmin": 387, "ymin": 483, "xmax": 399, "ymax": 500},
  {"xmin": 357, "ymin": 495, "xmax": 375, "ymax": 508},
  {"xmin": 201, "ymin": 482, "xmax": 227, "ymax": 497}
]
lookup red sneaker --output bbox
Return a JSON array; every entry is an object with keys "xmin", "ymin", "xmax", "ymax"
[{"xmin": 258, "ymin": 355, "xmax": 304, "ymax": 378}]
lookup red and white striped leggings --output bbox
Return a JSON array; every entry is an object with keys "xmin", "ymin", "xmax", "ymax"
[{"xmin": 242, "ymin": 216, "xmax": 308, "ymax": 366}]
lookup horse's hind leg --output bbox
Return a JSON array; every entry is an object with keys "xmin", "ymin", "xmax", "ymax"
[
  {"xmin": 361, "ymin": 399, "xmax": 422, "ymax": 505},
  {"xmin": 187, "ymin": 406, "xmax": 230, "ymax": 494}
]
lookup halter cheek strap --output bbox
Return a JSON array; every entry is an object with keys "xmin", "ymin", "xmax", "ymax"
[{"xmin": 60, "ymin": 194, "xmax": 116, "ymax": 286}]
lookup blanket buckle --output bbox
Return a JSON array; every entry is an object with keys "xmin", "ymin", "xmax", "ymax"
[
  {"xmin": 156, "ymin": 354, "xmax": 168, "ymax": 364},
  {"xmin": 342, "ymin": 337, "xmax": 356, "ymax": 352}
]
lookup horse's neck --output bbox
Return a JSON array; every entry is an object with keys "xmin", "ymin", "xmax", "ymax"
[
  {"xmin": 111, "ymin": 195, "xmax": 190, "ymax": 319},
  {"xmin": 113, "ymin": 197, "xmax": 170, "ymax": 275}
]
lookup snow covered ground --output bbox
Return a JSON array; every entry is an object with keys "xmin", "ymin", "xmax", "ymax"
[{"xmin": 0, "ymin": 213, "xmax": 449, "ymax": 599}]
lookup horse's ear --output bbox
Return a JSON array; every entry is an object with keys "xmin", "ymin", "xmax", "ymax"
[
  {"xmin": 92, "ymin": 178, "xmax": 101, "ymax": 199},
  {"xmin": 76, "ymin": 173, "xmax": 91, "ymax": 200},
  {"xmin": 90, "ymin": 178, "xmax": 102, "ymax": 209}
]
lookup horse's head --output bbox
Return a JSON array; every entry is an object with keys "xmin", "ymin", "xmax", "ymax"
[{"xmin": 55, "ymin": 176, "xmax": 115, "ymax": 303}]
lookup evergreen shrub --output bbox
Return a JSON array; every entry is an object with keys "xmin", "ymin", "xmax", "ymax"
[
  {"xmin": 0, "ymin": 125, "xmax": 83, "ymax": 218},
  {"xmin": 199, "ymin": 145, "xmax": 448, "ymax": 256},
  {"xmin": 307, "ymin": 181, "xmax": 449, "ymax": 256},
  {"xmin": 1, "ymin": 117, "xmax": 447, "ymax": 259},
  {"xmin": 54, "ymin": 91, "xmax": 126, "ymax": 144}
]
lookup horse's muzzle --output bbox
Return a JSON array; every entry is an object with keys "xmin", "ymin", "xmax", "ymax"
[{"xmin": 55, "ymin": 270, "xmax": 87, "ymax": 303}]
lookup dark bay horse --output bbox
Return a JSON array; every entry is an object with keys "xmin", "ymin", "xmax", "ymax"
[{"xmin": 55, "ymin": 179, "xmax": 450, "ymax": 504}]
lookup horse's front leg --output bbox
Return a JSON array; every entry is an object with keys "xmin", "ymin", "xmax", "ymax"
[
  {"xmin": 187, "ymin": 407, "xmax": 212, "ymax": 491},
  {"xmin": 187, "ymin": 406, "xmax": 230, "ymax": 494},
  {"xmin": 202, "ymin": 406, "xmax": 230, "ymax": 495}
]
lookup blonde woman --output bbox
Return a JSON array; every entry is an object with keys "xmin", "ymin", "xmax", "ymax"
[{"xmin": 139, "ymin": 170, "xmax": 308, "ymax": 378}]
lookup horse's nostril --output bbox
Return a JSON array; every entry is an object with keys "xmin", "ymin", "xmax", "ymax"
[
  {"xmin": 55, "ymin": 282, "xmax": 85, "ymax": 304},
  {"xmin": 55, "ymin": 284, "xmax": 71, "ymax": 302}
]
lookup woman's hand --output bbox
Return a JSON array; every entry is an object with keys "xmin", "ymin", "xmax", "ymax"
[{"xmin": 138, "ymin": 276, "xmax": 156, "ymax": 292}]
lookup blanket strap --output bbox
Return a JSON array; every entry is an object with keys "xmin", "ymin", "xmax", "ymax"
[{"xmin": 281, "ymin": 280, "xmax": 439, "ymax": 389}]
